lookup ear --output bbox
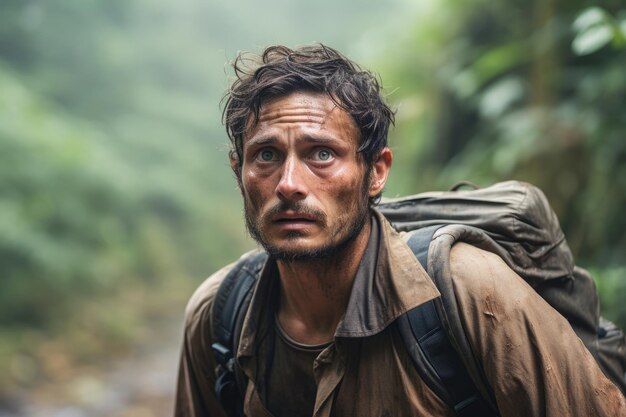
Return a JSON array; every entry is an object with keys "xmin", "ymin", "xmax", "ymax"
[
  {"xmin": 368, "ymin": 147, "xmax": 393, "ymax": 197},
  {"xmin": 229, "ymin": 151, "xmax": 243, "ymax": 189},
  {"xmin": 229, "ymin": 152, "xmax": 239, "ymax": 171}
]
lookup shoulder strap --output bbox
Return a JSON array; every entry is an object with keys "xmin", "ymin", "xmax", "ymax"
[
  {"xmin": 397, "ymin": 225, "xmax": 499, "ymax": 417},
  {"xmin": 210, "ymin": 234, "xmax": 498, "ymax": 417},
  {"xmin": 211, "ymin": 251, "xmax": 268, "ymax": 417}
]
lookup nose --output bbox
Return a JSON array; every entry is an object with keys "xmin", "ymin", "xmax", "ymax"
[{"xmin": 275, "ymin": 155, "xmax": 308, "ymax": 202}]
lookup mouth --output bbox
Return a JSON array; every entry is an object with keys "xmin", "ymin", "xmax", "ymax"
[{"xmin": 272, "ymin": 211, "xmax": 317, "ymax": 224}]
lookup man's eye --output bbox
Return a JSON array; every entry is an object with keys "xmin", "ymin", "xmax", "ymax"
[
  {"xmin": 257, "ymin": 149, "xmax": 278, "ymax": 161},
  {"xmin": 312, "ymin": 149, "xmax": 333, "ymax": 162}
]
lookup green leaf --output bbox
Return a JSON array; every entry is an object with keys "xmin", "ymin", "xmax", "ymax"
[
  {"xmin": 616, "ymin": 18, "xmax": 626, "ymax": 47},
  {"xmin": 573, "ymin": 7, "xmax": 607, "ymax": 32},
  {"xmin": 479, "ymin": 77, "xmax": 524, "ymax": 118},
  {"xmin": 572, "ymin": 24, "xmax": 614, "ymax": 55}
]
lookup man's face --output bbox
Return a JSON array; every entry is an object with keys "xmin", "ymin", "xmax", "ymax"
[{"xmin": 237, "ymin": 91, "xmax": 373, "ymax": 261}]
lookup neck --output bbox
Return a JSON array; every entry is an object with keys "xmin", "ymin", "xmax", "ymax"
[{"xmin": 276, "ymin": 219, "xmax": 372, "ymax": 345}]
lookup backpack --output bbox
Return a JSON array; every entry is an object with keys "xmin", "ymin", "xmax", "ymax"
[{"xmin": 210, "ymin": 181, "xmax": 626, "ymax": 416}]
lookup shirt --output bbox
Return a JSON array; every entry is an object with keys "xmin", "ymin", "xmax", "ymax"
[
  {"xmin": 174, "ymin": 210, "xmax": 626, "ymax": 417},
  {"xmin": 267, "ymin": 316, "xmax": 328, "ymax": 417}
]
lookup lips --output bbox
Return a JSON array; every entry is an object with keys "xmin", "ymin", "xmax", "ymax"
[{"xmin": 271, "ymin": 211, "xmax": 317, "ymax": 223}]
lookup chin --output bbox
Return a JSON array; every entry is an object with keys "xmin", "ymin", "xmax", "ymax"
[
  {"xmin": 262, "ymin": 230, "xmax": 363, "ymax": 262},
  {"xmin": 266, "ymin": 247, "xmax": 333, "ymax": 262},
  {"xmin": 257, "ymin": 236, "xmax": 328, "ymax": 261}
]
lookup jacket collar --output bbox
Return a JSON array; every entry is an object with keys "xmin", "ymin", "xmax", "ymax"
[
  {"xmin": 236, "ymin": 209, "xmax": 440, "ymax": 365},
  {"xmin": 334, "ymin": 209, "xmax": 439, "ymax": 337}
]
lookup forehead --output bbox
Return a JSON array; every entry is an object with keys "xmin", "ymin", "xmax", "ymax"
[{"xmin": 244, "ymin": 91, "xmax": 359, "ymax": 144}]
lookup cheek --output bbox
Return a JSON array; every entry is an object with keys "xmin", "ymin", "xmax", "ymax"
[
  {"xmin": 242, "ymin": 172, "xmax": 267, "ymax": 212},
  {"xmin": 323, "ymin": 171, "xmax": 367, "ymax": 210}
]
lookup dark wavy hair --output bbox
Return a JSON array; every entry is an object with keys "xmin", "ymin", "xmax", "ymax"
[{"xmin": 222, "ymin": 44, "xmax": 394, "ymax": 173}]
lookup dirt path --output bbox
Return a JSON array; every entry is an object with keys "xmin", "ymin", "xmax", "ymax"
[{"xmin": 2, "ymin": 319, "xmax": 183, "ymax": 417}]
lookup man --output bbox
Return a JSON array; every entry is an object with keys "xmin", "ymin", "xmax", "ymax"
[{"xmin": 175, "ymin": 44, "xmax": 625, "ymax": 417}]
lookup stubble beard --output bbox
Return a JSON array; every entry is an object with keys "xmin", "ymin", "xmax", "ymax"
[{"xmin": 243, "ymin": 191, "xmax": 370, "ymax": 263}]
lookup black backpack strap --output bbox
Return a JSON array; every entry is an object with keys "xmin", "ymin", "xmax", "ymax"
[
  {"xmin": 210, "ymin": 233, "xmax": 497, "ymax": 416},
  {"xmin": 211, "ymin": 251, "xmax": 268, "ymax": 417},
  {"xmin": 397, "ymin": 226, "xmax": 498, "ymax": 417}
]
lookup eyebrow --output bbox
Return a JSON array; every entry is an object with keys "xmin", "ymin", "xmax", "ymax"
[
  {"xmin": 301, "ymin": 136, "xmax": 339, "ymax": 144},
  {"xmin": 246, "ymin": 136, "xmax": 277, "ymax": 147},
  {"xmin": 246, "ymin": 135, "xmax": 340, "ymax": 148}
]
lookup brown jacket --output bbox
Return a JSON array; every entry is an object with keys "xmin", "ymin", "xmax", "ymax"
[{"xmin": 175, "ymin": 211, "xmax": 626, "ymax": 417}]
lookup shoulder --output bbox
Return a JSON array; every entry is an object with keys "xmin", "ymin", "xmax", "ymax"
[
  {"xmin": 175, "ymin": 253, "xmax": 261, "ymax": 417},
  {"xmin": 448, "ymin": 242, "xmax": 543, "ymax": 310},
  {"xmin": 449, "ymin": 241, "xmax": 512, "ymax": 282},
  {"xmin": 183, "ymin": 249, "xmax": 261, "ymax": 334},
  {"xmin": 447, "ymin": 244, "xmax": 626, "ymax": 415},
  {"xmin": 447, "ymin": 241, "xmax": 577, "ymax": 344},
  {"xmin": 447, "ymin": 241, "xmax": 577, "ymax": 360},
  {"xmin": 183, "ymin": 262, "xmax": 235, "ymax": 331}
]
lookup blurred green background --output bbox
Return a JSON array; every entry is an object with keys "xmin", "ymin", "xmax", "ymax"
[{"xmin": 0, "ymin": 0, "xmax": 624, "ymax": 416}]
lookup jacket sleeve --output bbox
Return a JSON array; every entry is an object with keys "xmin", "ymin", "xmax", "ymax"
[
  {"xmin": 174, "ymin": 264, "xmax": 234, "ymax": 417},
  {"xmin": 449, "ymin": 242, "xmax": 626, "ymax": 417}
]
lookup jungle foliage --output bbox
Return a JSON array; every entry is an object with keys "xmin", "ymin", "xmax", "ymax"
[
  {"xmin": 0, "ymin": 0, "xmax": 624, "ymax": 400},
  {"xmin": 377, "ymin": 0, "xmax": 626, "ymax": 327}
]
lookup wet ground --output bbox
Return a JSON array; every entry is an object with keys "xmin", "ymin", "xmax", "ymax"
[{"xmin": 1, "ymin": 320, "xmax": 183, "ymax": 417}]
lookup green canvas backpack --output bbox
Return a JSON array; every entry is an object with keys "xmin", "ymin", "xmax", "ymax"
[{"xmin": 211, "ymin": 181, "xmax": 626, "ymax": 416}]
